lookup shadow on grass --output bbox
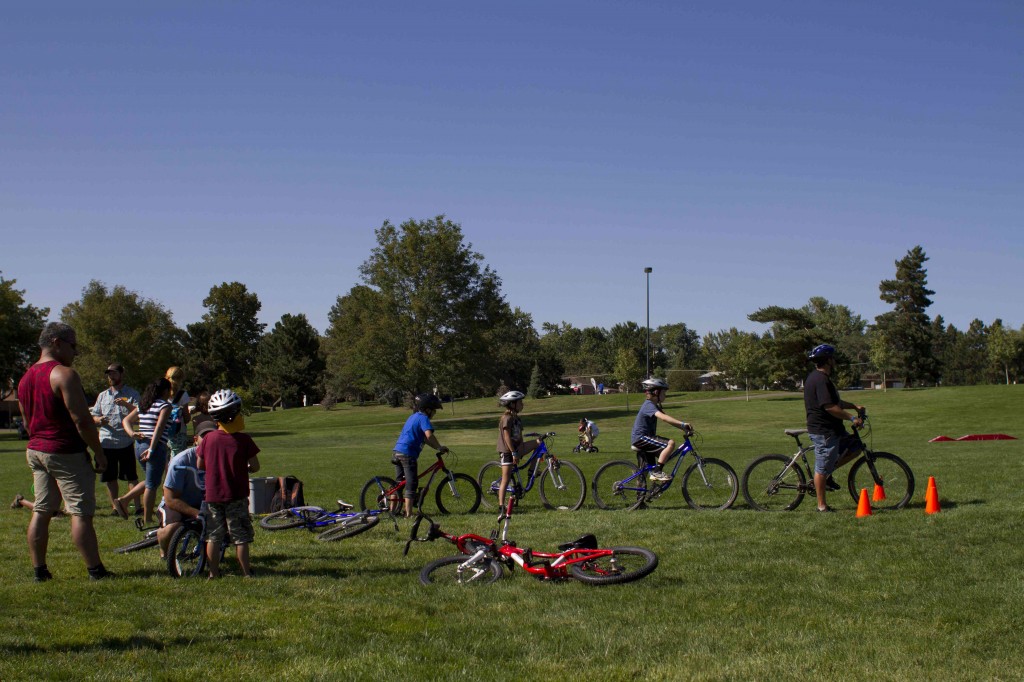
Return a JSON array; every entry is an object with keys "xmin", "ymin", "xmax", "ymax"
[
  {"xmin": 244, "ymin": 431, "xmax": 295, "ymax": 438},
  {"xmin": 766, "ymin": 396, "xmax": 802, "ymax": 402},
  {"xmin": 1, "ymin": 632, "xmax": 249, "ymax": 655}
]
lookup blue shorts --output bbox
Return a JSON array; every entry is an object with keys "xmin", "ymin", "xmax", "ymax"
[
  {"xmin": 809, "ymin": 432, "xmax": 862, "ymax": 476},
  {"xmin": 135, "ymin": 440, "xmax": 168, "ymax": 490}
]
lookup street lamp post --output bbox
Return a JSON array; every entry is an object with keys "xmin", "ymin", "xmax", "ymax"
[{"xmin": 644, "ymin": 267, "xmax": 653, "ymax": 378}]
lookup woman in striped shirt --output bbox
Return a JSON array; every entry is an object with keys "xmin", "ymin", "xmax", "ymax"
[{"xmin": 116, "ymin": 378, "xmax": 172, "ymax": 523}]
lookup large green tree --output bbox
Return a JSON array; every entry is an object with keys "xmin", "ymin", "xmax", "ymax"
[
  {"xmin": 874, "ymin": 246, "xmax": 938, "ymax": 386},
  {"xmin": 252, "ymin": 313, "xmax": 325, "ymax": 406},
  {"xmin": 986, "ymin": 319, "xmax": 1020, "ymax": 385},
  {"xmin": 0, "ymin": 274, "xmax": 48, "ymax": 392},
  {"xmin": 183, "ymin": 282, "xmax": 266, "ymax": 392},
  {"xmin": 323, "ymin": 216, "xmax": 515, "ymax": 400},
  {"xmin": 749, "ymin": 296, "xmax": 866, "ymax": 388},
  {"xmin": 60, "ymin": 280, "xmax": 182, "ymax": 394}
]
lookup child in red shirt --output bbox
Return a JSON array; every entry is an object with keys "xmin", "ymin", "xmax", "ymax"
[{"xmin": 197, "ymin": 389, "xmax": 260, "ymax": 578}]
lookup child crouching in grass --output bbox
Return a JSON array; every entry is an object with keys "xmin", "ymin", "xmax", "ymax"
[{"xmin": 197, "ymin": 389, "xmax": 260, "ymax": 578}]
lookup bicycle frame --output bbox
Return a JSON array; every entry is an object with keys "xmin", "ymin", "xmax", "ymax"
[
  {"xmin": 484, "ymin": 437, "xmax": 558, "ymax": 499},
  {"xmin": 371, "ymin": 452, "xmax": 463, "ymax": 512},
  {"xmin": 275, "ymin": 505, "xmax": 391, "ymax": 531},
  {"xmin": 619, "ymin": 434, "xmax": 702, "ymax": 497},
  {"xmin": 406, "ymin": 514, "xmax": 623, "ymax": 582}
]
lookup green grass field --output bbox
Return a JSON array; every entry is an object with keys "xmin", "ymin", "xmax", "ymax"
[{"xmin": 2, "ymin": 386, "xmax": 1022, "ymax": 681}]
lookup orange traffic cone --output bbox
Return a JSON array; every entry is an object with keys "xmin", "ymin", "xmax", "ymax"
[
  {"xmin": 872, "ymin": 483, "xmax": 887, "ymax": 502},
  {"xmin": 856, "ymin": 488, "xmax": 872, "ymax": 517},
  {"xmin": 925, "ymin": 476, "xmax": 941, "ymax": 514}
]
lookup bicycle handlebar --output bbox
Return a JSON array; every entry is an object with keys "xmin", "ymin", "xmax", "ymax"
[{"xmin": 524, "ymin": 431, "xmax": 556, "ymax": 438}]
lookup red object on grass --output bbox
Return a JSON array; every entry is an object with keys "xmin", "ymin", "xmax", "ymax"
[
  {"xmin": 929, "ymin": 436, "xmax": 955, "ymax": 442},
  {"xmin": 955, "ymin": 434, "xmax": 1017, "ymax": 441}
]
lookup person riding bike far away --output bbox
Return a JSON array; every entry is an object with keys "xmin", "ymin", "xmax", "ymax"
[
  {"xmin": 392, "ymin": 393, "xmax": 448, "ymax": 518},
  {"xmin": 496, "ymin": 391, "xmax": 546, "ymax": 520},
  {"xmin": 578, "ymin": 418, "xmax": 599, "ymax": 450},
  {"xmin": 804, "ymin": 344, "xmax": 865, "ymax": 513},
  {"xmin": 631, "ymin": 378, "xmax": 693, "ymax": 482}
]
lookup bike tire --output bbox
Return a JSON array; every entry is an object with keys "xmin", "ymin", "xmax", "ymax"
[
  {"xmin": 591, "ymin": 460, "xmax": 644, "ymax": 511},
  {"xmin": 166, "ymin": 525, "xmax": 206, "ymax": 578},
  {"xmin": 741, "ymin": 454, "xmax": 806, "ymax": 511},
  {"xmin": 113, "ymin": 533, "xmax": 159, "ymax": 554},
  {"xmin": 681, "ymin": 457, "xmax": 739, "ymax": 511},
  {"xmin": 316, "ymin": 514, "xmax": 380, "ymax": 542},
  {"xmin": 476, "ymin": 461, "xmax": 504, "ymax": 510},
  {"xmin": 538, "ymin": 460, "xmax": 586, "ymax": 511},
  {"xmin": 434, "ymin": 473, "xmax": 482, "ymax": 514},
  {"xmin": 258, "ymin": 506, "xmax": 327, "ymax": 531},
  {"xmin": 847, "ymin": 452, "xmax": 915, "ymax": 511},
  {"xmin": 569, "ymin": 547, "xmax": 659, "ymax": 585},
  {"xmin": 419, "ymin": 554, "xmax": 503, "ymax": 586},
  {"xmin": 359, "ymin": 477, "xmax": 398, "ymax": 512}
]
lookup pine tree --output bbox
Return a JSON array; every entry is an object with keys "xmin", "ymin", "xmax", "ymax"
[{"xmin": 874, "ymin": 246, "xmax": 938, "ymax": 386}]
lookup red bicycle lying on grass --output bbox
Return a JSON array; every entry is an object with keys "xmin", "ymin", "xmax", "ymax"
[{"xmin": 404, "ymin": 480, "xmax": 658, "ymax": 586}]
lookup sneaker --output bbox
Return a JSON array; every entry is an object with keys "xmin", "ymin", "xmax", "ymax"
[
  {"xmin": 816, "ymin": 506, "xmax": 835, "ymax": 513},
  {"xmin": 88, "ymin": 567, "xmax": 116, "ymax": 580},
  {"xmin": 825, "ymin": 476, "xmax": 841, "ymax": 491},
  {"xmin": 648, "ymin": 470, "xmax": 672, "ymax": 482},
  {"xmin": 34, "ymin": 567, "xmax": 53, "ymax": 582}
]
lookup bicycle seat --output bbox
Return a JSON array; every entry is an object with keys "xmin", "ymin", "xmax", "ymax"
[
  {"xmin": 557, "ymin": 533, "xmax": 598, "ymax": 551},
  {"xmin": 784, "ymin": 429, "xmax": 808, "ymax": 438}
]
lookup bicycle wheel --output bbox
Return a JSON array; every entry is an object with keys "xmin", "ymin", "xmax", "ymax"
[
  {"xmin": 847, "ymin": 452, "xmax": 915, "ymax": 511},
  {"xmin": 538, "ymin": 460, "xmax": 586, "ymax": 511},
  {"xmin": 476, "ymin": 461, "xmax": 504, "ymax": 509},
  {"xmin": 316, "ymin": 514, "xmax": 380, "ymax": 542},
  {"xmin": 569, "ymin": 547, "xmax": 659, "ymax": 585},
  {"xmin": 359, "ymin": 477, "xmax": 398, "ymax": 512},
  {"xmin": 434, "ymin": 473, "xmax": 482, "ymax": 514},
  {"xmin": 166, "ymin": 525, "xmax": 206, "ymax": 578},
  {"xmin": 681, "ymin": 458, "xmax": 739, "ymax": 511},
  {"xmin": 742, "ymin": 455, "xmax": 806, "ymax": 511},
  {"xmin": 419, "ymin": 554, "xmax": 503, "ymax": 586},
  {"xmin": 113, "ymin": 533, "xmax": 159, "ymax": 554},
  {"xmin": 259, "ymin": 506, "xmax": 327, "ymax": 530},
  {"xmin": 591, "ymin": 460, "xmax": 645, "ymax": 511}
]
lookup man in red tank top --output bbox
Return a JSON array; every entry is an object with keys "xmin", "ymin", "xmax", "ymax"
[{"xmin": 17, "ymin": 322, "xmax": 114, "ymax": 581}]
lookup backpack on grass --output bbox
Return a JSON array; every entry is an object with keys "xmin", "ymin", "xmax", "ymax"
[{"xmin": 270, "ymin": 476, "xmax": 305, "ymax": 512}]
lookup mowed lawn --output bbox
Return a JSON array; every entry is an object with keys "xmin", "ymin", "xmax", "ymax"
[{"xmin": 1, "ymin": 385, "xmax": 1022, "ymax": 681}]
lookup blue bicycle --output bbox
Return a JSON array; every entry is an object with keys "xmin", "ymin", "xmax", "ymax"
[
  {"xmin": 477, "ymin": 432, "xmax": 587, "ymax": 511},
  {"xmin": 591, "ymin": 431, "xmax": 738, "ymax": 511},
  {"xmin": 259, "ymin": 501, "xmax": 398, "ymax": 541}
]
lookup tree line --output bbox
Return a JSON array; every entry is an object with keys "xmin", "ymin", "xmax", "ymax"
[{"xmin": 2, "ymin": 222, "xmax": 1022, "ymax": 409}]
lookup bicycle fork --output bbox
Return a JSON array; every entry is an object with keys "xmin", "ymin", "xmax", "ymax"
[{"xmin": 456, "ymin": 548, "xmax": 493, "ymax": 583}]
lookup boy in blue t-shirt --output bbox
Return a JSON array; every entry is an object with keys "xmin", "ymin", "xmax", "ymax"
[
  {"xmin": 631, "ymin": 378, "xmax": 694, "ymax": 482},
  {"xmin": 392, "ymin": 393, "xmax": 448, "ymax": 517}
]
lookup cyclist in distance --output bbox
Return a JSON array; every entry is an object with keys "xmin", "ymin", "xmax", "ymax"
[
  {"xmin": 631, "ymin": 378, "xmax": 693, "ymax": 482},
  {"xmin": 392, "ymin": 393, "xmax": 448, "ymax": 518},
  {"xmin": 578, "ymin": 418, "xmax": 599, "ymax": 451},
  {"xmin": 495, "ymin": 391, "xmax": 546, "ymax": 519},
  {"xmin": 804, "ymin": 344, "xmax": 865, "ymax": 512}
]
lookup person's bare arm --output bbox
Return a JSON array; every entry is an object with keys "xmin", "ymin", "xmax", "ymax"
[
  {"xmin": 654, "ymin": 410, "xmax": 691, "ymax": 432},
  {"xmin": 248, "ymin": 454, "xmax": 260, "ymax": 474},
  {"xmin": 163, "ymin": 486, "xmax": 200, "ymax": 518},
  {"xmin": 52, "ymin": 365, "xmax": 105, "ymax": 472}
]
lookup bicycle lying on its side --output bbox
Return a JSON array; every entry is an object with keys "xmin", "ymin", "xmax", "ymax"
[
  {"xmin": 740, "ymin": 409, "xmax": 915, "ymax": 512},
  {"xmin": 591, "ymin": 430, "xmax": 739, "ymax": 511},
  {"xmin": 477, "ymin": 432, "xmax": 587, "ymax": 511},
  {"xmin": 404, "ymin": 483, "xmax": 658, "ymax": 586},
  {"xmin": 259, "ymin": 500, "xmax": 398, "ymax": 541}
]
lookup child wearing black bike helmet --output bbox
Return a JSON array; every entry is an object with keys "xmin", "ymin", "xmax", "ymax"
[{"xmin": 392, "ymin": 393, "xmax": 448, "ymax": 518}]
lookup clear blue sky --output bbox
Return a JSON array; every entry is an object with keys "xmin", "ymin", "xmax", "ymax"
[{"xmin": 3, "ymin": 2, "xmax": 1021, "ymax": 338}]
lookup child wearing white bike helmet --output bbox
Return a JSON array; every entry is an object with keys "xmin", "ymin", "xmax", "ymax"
[
  {"xmin": 631, "ymin": 378, "xmax": 693, "ymax": 482},
  {"xmin": 496, "ymin": 391, "xmax": 545, "ymax": 519}
]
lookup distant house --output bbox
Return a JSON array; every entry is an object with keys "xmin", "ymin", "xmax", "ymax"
[
  {"xmin": 857, "ymin": 373, "xmax": 904, "ymax": 390},
  {"xmin": 1, "ymin": 388, "xmax": 20, "ymax": 429}
]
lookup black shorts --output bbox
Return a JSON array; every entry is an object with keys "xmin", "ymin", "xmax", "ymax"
[
  {"xmin": 632, "ymin": 436, "xmax": 669, "ymax": 466},
  {"xmin": 100, "ymin": 444, "xmax": 138, "ymax": 483}
]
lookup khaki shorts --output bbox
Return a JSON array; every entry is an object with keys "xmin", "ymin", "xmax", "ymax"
[{"xmin": 26, "ymin": 448, "xmax": 97, "ymax": 517}]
